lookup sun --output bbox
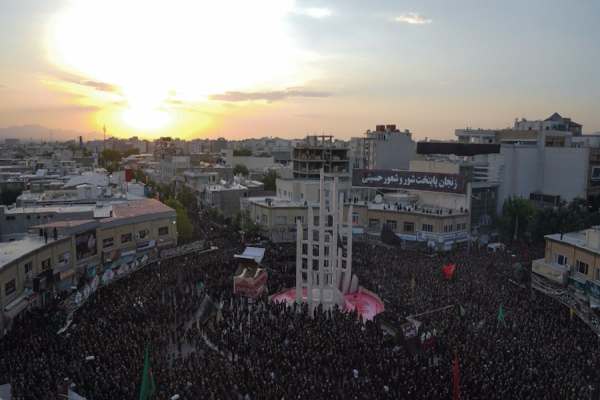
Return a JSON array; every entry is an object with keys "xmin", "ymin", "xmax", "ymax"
[
  {"xmin": 46, "ymin": 0, "xmax": 304, "ymax": 133},
  {"xmin": 122, "ymin": 107, "xmax": 171, "ymax": 131}
]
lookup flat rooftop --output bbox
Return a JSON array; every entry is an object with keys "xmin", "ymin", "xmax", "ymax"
[
  {"xmin": 546, "ymin": 232, "xmax": 600, "ymax": 254},
  {"xmin": 0, "ymin": 236, "xmax": 59, "ymax": 269},
  {"xmin": 109, "ymin": 198, "xmax": 174, "ymax": 220}
]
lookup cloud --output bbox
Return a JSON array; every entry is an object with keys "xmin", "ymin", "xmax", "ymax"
[
  {"xmin": 295, "ymin": 7, "xmax": 333, "ymax": 19},
  {"xmin": 18, "ymin": 104, "xmax": 101, "ymax": 113},
  {"xmin": 209, "ymin": 88, "xmax": 331, "ymax": 102},
  {"xmin": 49, "ymin": 70, "xmax": 120, "ymax": 93},
  {"xmin": 394, "ymin": 12, "xmax": 432, "ymax": 25},
  {"xmin": 78, "ymin": 80, "xmax": 119, "ymax": 93}
]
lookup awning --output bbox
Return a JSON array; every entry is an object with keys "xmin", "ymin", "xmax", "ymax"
[{"xmin": 4, "ymin": 295, "xmax": 29, "ymax": 319}]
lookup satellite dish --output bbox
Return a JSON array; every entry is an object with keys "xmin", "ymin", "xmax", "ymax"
[{"xmin": 374, "ymin": 194, "xmax": 383, "ymax": 204}]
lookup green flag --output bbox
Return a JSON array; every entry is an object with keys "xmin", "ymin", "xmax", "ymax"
[
  {"xmin": 139, "ymin": 345, "xmax": 156, "ymax": 400},
  {"xmin": 497, "ymin": 304, "xmax": 506, "ymax": 327}
]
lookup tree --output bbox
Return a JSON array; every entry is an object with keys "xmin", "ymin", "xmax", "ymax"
[
  {"xmin": 164, "ymin": 198, "xmax": 193, "ymax": 242},
  {"xmin": 176, "ymin": 186, "xmax": 197, "ymax": 212},
  {"xmin": 498, "ymin": 197, "xmax": 535, "ymax": 241},
  {"xmin": 234, "ymin": 210, "xmax": 261, "ymax": 238},
  {"xmin": 260, "ymin": 170, "xmax": 278, "ymax": 191},
  {"xmin": 233, "ymin": 148, "xmax": 252, "ymax": 156},
  {"xmin": 527, "ymin": 197, "xmax": 600, "ymax": 242},
  {"xmin": 233, "ymin": 164, "xmax": 249, "ymax": 177}
]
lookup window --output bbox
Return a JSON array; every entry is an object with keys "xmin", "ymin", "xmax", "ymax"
[
  {"xmin": 158, "ymin": 226, "xmax": 169, "ymax": 236},
  {"xmin": 102, "ymin": 237, "xmax": 114, "ymax": 248},
  {"xmin": 4, "ymin": 279, "xmax": 16, "ymax": 296},
  {"xmin": 313, "ymin": 215, "xmax": 319, "ymax": 226},
  {"xmin": 352, "ymin": 212, "xmax": 359, "ymax": 225},
  {"xmin": 138, "ymin": 229, "xmax": 149, "ymax": 239},
  {"xmin": 275, "ymin": 216, "xmax": 287, "ymax": 226},
  {"xmin": 556, "ymin": 254, "xmax": 568, "ymax": 266},
  {"xmin": 369, "ymin": 219, "xmax": 380, "ymax": 229},
  {"xmin": 422, "ymin": 224, "xmax": 433, "ymax": 232},
  {"xmin": 576, "ymin": 260, "xmax": 589, "ymax": 275},
  {"xmin": 261, "ymin": 214, "xmax": 268, "ymax": 224},
  {"xmin": 24, "ymin": 262, "xmax": 33, "ymax": 275},
  {"xmin": 294, "ymin": 216, "xmax": 304, "ymax": 224},
  {"xmin": 592, "ymin": 166, "xmax": 600, "ymax": 181},
  {"xmin": 41, "ymin": 258, "xmax": 51, "ymax": 270},
  {"xmin": 386, "ymin": 220, "xmax": 397, "ymax": 231},
  {"xmin": 58, "ymin": 252, "xmax": 70, "ymax": 265},
  {"xmin": 121, "ymin": 233, "xmax": 133, "ymax": 243},
  {"xmin": 403, "ymin": 222, "xmax": 415, "ymax": 233},
  {"xmin": 595, "ymin": 268, "xmax": 600, "ymax": 281},
  {"xmin": 5, "ymin": 216, "xmax": 15, "ymax": 221}
]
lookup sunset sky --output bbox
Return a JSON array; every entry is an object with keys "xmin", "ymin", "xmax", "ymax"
[{"xmin": 1, "ymin": 0, "xmax": 599, "ymax": 141}]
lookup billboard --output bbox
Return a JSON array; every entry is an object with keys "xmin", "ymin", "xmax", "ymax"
[
  {"xmin": 75, "ymin": 230, "xmax": 97, "ymax": 260},
  {"xmin": 352, "ymin": 169, "xmax": 466, "ymax": 194}
]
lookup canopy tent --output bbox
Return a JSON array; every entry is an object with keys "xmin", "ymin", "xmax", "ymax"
[{"xmin": 234, "ymin": 247, "xmax": 265, "ymax": 265}]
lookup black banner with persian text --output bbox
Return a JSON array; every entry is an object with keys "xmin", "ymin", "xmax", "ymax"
[{"xmin": 352, "ymin": 169, "xmax": 466, "ymax": 194}]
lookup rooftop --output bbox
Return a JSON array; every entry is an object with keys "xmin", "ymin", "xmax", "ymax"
[
  {"xmin": 0, "ymin": 236, "xmax": 62, "ymax": 269},
  {"xmin": 3, "ymin": 204, "xmax": 97, "ymax": 215},
  {"xmin": 545, "ymin": 229, "xmax": 600, "ymax": 255},
  {"xmin": 109, "ymin": 198, "xmax": 175, "ymax": 220}
]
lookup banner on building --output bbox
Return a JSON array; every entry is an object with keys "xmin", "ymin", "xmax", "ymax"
[{"xmin": 352, "ymin": 169, "xmax": 466, "ymax": 194}]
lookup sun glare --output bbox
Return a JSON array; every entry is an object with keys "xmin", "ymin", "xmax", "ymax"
[{"xmin": 46, "ymin": 0, "xmax": 302, "ymax": 133}]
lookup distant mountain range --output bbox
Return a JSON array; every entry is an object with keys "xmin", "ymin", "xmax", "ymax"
[{"xmin": 0, "ymin": 125, "xmax": 101, "ymax": 141}]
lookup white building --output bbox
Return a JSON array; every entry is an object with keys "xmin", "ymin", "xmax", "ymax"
[{"xmin": 295, "ymin": 173, "xmax": 353, "ymax": 311}]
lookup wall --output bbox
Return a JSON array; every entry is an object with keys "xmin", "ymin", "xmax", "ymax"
[
  {"xmin": 545, "ymin": 239, "xmax": 600, "ymax": 281},
  {"xmin": 409, "ymin": 160, "xmax": 459, "ymax": 174},
  {"xmin": 0, "ymin": 208, "xmax": 95, "ymax": 242},
  {"xmin": 370, "ymin": 132, "xmax": 416, "ymax": 170},
  {"xmin": 542, "ymin": 147, "xmax": 588, "ymax": 201},
  {"xmin": 498, "ymin": 145, "xmax": 540, "ymax": 211}
]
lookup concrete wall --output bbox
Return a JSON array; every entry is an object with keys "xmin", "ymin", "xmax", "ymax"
[
  {"xmin": 499, "ymin": 144, "xmax": 589, "ymax": 211},
  {"xmin": 542, "ymin": 147, "xmax": 588, "ymax": 200},
  {"xmin": 371, "ymin": 132, "xmax": 416, "ymax": 170},
  {"xmin": 498, "ymin": 145, "xmax": 540, "ymax": 210}
]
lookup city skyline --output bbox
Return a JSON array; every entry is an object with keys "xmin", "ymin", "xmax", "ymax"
[{"xmin": 1, "ymin": 0, "xmax": 600, "ymax": 140}]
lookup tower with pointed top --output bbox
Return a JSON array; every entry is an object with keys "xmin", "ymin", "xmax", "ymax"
[{"xmin": 295, "ymin": 171, "xmax": 353, "ymax": 311}]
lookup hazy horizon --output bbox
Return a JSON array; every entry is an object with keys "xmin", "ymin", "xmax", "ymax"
[{"xmin": 2, "ymin": 0, "xmax": 599, "ymax": 141}]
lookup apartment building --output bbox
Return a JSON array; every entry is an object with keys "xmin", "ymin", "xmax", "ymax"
[{"xmin": 0, "ymin": 199, "xmax": 177, "ymax": 335}]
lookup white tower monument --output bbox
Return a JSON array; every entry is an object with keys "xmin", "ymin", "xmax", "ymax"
[{"xmin": 295, "ymin": 171, "xmax": 354, "ymax": 311}]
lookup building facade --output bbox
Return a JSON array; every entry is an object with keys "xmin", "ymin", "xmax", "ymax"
[
  {"xmin": 533, "ymin": 227, "xmax": 600, "ymax": 307},
  {"xmin": 0, "ymin": 199, "xmax": 177, "ymax": 335}
]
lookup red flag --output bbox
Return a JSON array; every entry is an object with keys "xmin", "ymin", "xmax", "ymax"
[
  {"xmin": 452, "ymin": 353, "xmax": 460, "ymax": 400},
  {"xmin": 442, "ymin": 263, "xmax": 456, "ymax": 280}
]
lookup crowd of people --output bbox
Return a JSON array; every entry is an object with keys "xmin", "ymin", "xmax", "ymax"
[{"xmin": 0, "ymin": 211, "xmax": 599, "ymax": 399}]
